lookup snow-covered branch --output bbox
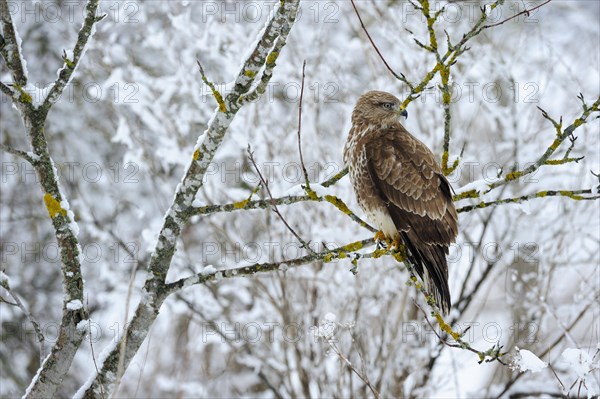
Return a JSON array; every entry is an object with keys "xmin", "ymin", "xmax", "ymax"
[
  {"xmin": 0, "ymin": 0, "xmax": 27, "ymax": 86},
  {"xmin": 39, "ymin": 0, "xmax": 103, "ymax": 113},
  {"xmin": 164, "ymin": 237, "xmax": 376, "ymax": 296},
  {"xmin": 78, "ymin": 1, "xmax": 301, "ymax": 396},
  {"xmin": 0, "ymin": 1, "xmax": 107, "ymax": 397}
]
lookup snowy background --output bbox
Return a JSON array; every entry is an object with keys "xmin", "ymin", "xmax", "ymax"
[{"xmin": 1, "ymin": 0, "xmax": 599, "ymax": 397}]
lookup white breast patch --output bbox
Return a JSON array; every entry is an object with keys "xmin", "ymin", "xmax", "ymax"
[{"xmin": 365, "ymin": 208, "xmax": 399, "ymax": 239}]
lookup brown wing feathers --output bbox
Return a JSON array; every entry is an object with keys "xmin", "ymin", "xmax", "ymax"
[{"xmin": 366, "ymin": 132, "xmax": 457, "ymax": 313}]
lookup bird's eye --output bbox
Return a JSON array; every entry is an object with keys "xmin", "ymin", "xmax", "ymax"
[{"xmin": 383, "ymin": 102, "xmax": 394, "ymax": 109}]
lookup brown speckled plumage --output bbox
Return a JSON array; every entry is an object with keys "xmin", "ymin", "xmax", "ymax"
[{"xmin": 344, "ymin": 91, "xmax": 458, "ymax": 314}]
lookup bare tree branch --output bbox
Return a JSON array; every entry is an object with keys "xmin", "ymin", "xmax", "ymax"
[
  {"xmin": 349, "ymin": 0, "xmax": 411, "ymax": 86},
  {"xmin": 483, "ymin": 0, "xmax": 553, "ymax": 29},
  {"xmin": 296, "ymin": 60, "xmax": 310, "ymax": 188}
]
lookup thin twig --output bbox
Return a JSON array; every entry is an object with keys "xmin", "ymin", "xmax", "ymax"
[
  {"xmin": 297, "ymin": 60, "xmax": 310, "ymax": 188},
  {"xmin": 494, "ymin": 299, "xmax": 594, "ymax": 398},
  {"xmin": 247, "ymin": 145, "xmax": 315, "ymax": 253},
  {"xmin": 83, "ymin": 3, "xmax": 302, "ymax": 391},
  {"xmin": 349, "ymin": 0, "xmax": 411, "ymax": 85},
  {"xmin": 487, "ymin": 97, "xmax": 599, "ymax": 192},
  {"xmin": 415, "ymin": 301, "xmax": 508, "ymax": 366},
  {"xmin": 197, "ymin": 60, "xmax": 227, "ymax": 112},
  {"xmin": 0, "ymin": 295, "xmax": 18, "ymax": 306},
  {"xmin": 483, "ymin": 0, "xmax": 553, "ymax": 29},
  {"xmin": 87, "ymin": 306, "xmax": 105, "ymax": 399},
  {"xmin": 194, "ymin": 192, "xmax": 375, "ymax": 233},
  {"xmin": 325, "ymin": 337, "xmax": 381, "ymax": 399},
  {"xmin": 112, "ymin": 259, "xmax": 139, "ymax": 398},
  {"xmin": 547, "ymin": 362, "xmax": 566, "ymax": 393}
]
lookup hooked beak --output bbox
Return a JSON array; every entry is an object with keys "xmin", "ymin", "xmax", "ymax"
[{"xmin": 398, "ymin": 108, "xmax": 408, "ymax": 119}]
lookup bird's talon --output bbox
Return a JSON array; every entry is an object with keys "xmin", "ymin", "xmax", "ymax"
[{"xmin": 374, "ymin": 230, "xmax": 386, "ymax": 242}]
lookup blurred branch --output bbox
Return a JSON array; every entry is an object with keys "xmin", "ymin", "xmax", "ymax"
[
  {"xmin": 323, "ymin": 335, "xmax": 382, "ymax": 399},
  {"xmin": 1, "ymin": 276, "xmax": 45, "ymax": 365},
  {"xmin": 178, "ymin": 296, "xmax": 285, "ymax": 399},
  {"xmin": 494, "ymin": 298, "xmax": 596, "ymax": 398},
  {"xmin": 80, "ymin": 1, "xmax": 302, "ymax": 396},
  {"xmin": 455, "ymin": 182, "xmax": 508, "ymax": 308},
  {"xmin": 0, "ymin": 80, "xmax": 15, "ymax": 98}
]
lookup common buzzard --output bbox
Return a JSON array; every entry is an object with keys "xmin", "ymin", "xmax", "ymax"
[{"xmin": 343, "ymin": 91, "xmax": 458, "ymax": 314}]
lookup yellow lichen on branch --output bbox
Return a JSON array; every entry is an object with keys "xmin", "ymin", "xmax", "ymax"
[
  {"xmin": 43, "ymin": 193, "xmax": 67, "ymax": 218},
  {"xmin": 324, "ymin": 195, "xmax": 352, "ymax": 214},
  {"xmin": 198, "ymin": 61, "xmax": 227, "ymax": 112},
  {"xmin": 504, "ymin": 171, "xmax": 523, "ymax": 181},
  {"xmin": 442, "ymin": 150, "xmax": 460, "ymax": 176},
  {"xmin": 266, "ymin": 51, "xmax": 279, "ymax": 66},
  {"xmin": 452, "ymin": 189, "xmax": 480, "ymax": 201},
  {"xmin": 434, "ymin": 313, "xmax": 461, "ymax": 341}
]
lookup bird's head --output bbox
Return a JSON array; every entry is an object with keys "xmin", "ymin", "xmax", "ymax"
[{"xmin": 351, "ymin": 91, "xmax": 407, "ymax": 126}]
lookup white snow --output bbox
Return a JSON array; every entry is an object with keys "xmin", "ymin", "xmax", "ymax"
[
  {"xmin": 513, "ymin": 347, "xmax": 547, "ymax": 373},
  {"xmin": 76, "ymin": 319, "xmax": 90, "ymax": 332},
  {"xmin": 314, "ymin": 313, "xmax": 337, "ymax": 339},
  {"xmin": 201, "ymin": 265, "xmax": 217, "ymax": 275},
  {"xmin": 182, "ymin": 275, "xmax": 199, "ymax": 288},
  {"xmin": 561, "ymin": 348, "xmax": 597, "ymax": 380},
  {"xmin": 66, "ymin": 299, "xmax": 84, "ymax": 311},
  {"xmin": 73, "ymin": 338, "xmax": 120, "ymax": 399},
  {"xmin": 454, "ymin": 176, "xmax": 500, "ymax": 196},
  {"xmin": 22, "ymin": 353, "xmax": 51, "ymax": 398}
]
